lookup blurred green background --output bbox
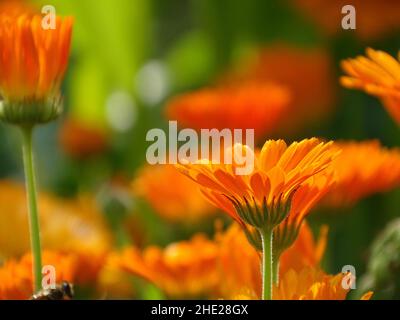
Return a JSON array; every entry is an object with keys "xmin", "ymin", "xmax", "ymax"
[{"xmin": 1, "ymin": 0, "xmax": 399, "ymax": 299}]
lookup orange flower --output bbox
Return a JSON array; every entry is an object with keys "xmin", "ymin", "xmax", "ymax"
[
  {"xmin": 0, "ymin": 11, "xmax": 73, "ymax": 124},
  {"xmin": 214, "ymin": 223, "xmax": 261, "ymax": 299},
  {"xmin": 341, "ymin": 48, "xmax": 400, "ymax": 124},
  {"xmin": 0, "ymin": 14, "xmax": 73, "ymax": 102},
  {"xmin": 292, "ymin": 0, "xmax": 400, "ymax": 40},
  {"xmin": 165, "ymin": 82, "xmax": 290, "ymax": 141},
  {"xmin": 279, "ymin": 223, "xmax": 328, "ymax": 275},
  {"xmin": 177, "ymin": 138, "xmax": 337, "ymax": 252},
  {"xmin": 0, "ymin": 0, "xmax": 35, "ymax": 17},
  {"xmin": 324, "ymin": 141, "xmax": 400, "ymax": 206},
  {"xmin": 59, "ymin": 117, "xmax": 109, "ymax": 158},
  {"xmin": 132, "ymin": 164, "xmax": 216, "ymax": 222},
  {"xmin": 110, "ymin": 234, "xmax": 219, "ymax": 298},
  {"xmin": 221, "ymin": 44, "xmax": 335, "ymax": 134},
  {"xmin": 0, "ymin": 180, "xmax": 112, "ymax": 259},
  {"xmin": 273, "ymin": 268, "xmax": 373, "ymax": 300},
  {"xmin": 215, "ymin": 222, "xmax": 328, "ymax": 299},
  {"xmin": 0, "ymin": 250, "xmax": 101, "ymax": 300}
]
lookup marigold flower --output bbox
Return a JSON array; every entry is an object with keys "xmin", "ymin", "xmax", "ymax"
[
  {"xmin": 59, "ymin": 117, "xmax": 109, "ymax": 158},
  {"xmin": 273, "ymin": 268, "xmax": 373, "ymax": 300},
  {"xmin": 132, "ymin": 164, "xmax": 216, "ymax": 222},
  {"xmin": 0, "ymin": 180, "xmax": 111, "ymax": 259},
  {"xmin": 0, "ymin": 12, "xmax": 73, "ymax": 124},
  {"xmin": 221, "ymin": 44, "xmax": 335, "ymax": 134},
  {"xmin": 292, "ymin": 0, "xmax": 400, "ymax": 40},
  {"xmin": 324, "ymin": 141, "xmax": 400, "ymax": 206},
  {"xmin": 178, "ymin": 138, "xmax": 337, "ymax": 249},
  {"xmin": 165, "ymin": 82, "xmax": 290, "ymax": 141},
  {"xmin": 0, "ymin": 250, "xmax": 102, "ymax": 300},
  {"xmin": 109, "ymin": 234, "xmax": 219, "ymax": 298},
  {"xmin": 341, "ymin": 48, "xmax": 400, "ymax": 124}
]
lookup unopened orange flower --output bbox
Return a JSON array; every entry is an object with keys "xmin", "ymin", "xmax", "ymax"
[
  {"xmin": 324, "ymin": 141, "xmax": 400, "ymax": 206},
  {"xmin": 178, "ymin": 138, "xmax": 337, "ymax": 251},
  {"xmin": 109, "ymin": 234, "xmax": 219, "ymax": 298},
  {"xmin": 221, "ymin": 44, "xmax": 335, "ymax": 134},
  {"xmin": 0, "ymin": 180, "xmax": 112, "ymax": 259},
  {"xmin": 59, "ymin": 117, "xmax": 109, "ymax": 158},
  {"xmin": 292, "ymin": 0, "xmax": 400, "ymax": 40},
  {"xmin": 0, "ymin": 12, "xmax": 73, "ymax": 123},
  {"xmin": 273, "ymin": 268, "xmax": 373, "ymax": 300},
  {"xmin": 0, "ymin": 251, "xmax": 89, "ymax": 300},
  {"xmin": 341, "ymin": 48, "xmax": 400, "ymax": 124},
  {"xmin": 165, "ymin": 82, "xmax": 290, "ymax": 141},
  {"xmin": 132, "ymin": 164, "xmax": 216, "ymax": 222}
]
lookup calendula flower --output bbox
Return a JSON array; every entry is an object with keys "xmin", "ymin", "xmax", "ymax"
[
  {"xmin": 178, "ymin": 138, "xmax": 336, "ymax": 244},
  {"xmin": 59, "ymin": 117, "xmax": 108, "ymax": 158},
  {"xmin": 292, "ymin": 0, "xmax": 400, "ymax": 40},
  {"xmin": 110, "ymin": 234, "xmax": 219, "ymax": 298},
  {"xmin": 132, "ymin": 164, "xmax": 216, "ymax": 222},
  {"xmin": 0, "ymin": 10, "xmax": 73, "ymax": 293},
  {"xmin": 178, "ymin": 138, "xmax": 336, "ymax": 299},
  {"xmin": 0, "ymin": 251, "xmax": 81, "ymax": 300},
  {"xmin": 165, "ymin": 82, "xmax": 290, "ymax": 141},
  {"xmin": 0, "ymin": 180, "xmax": 111, "ymax": 259},
  {"xmin": 221, "ymin": 44, "xmax": 335, "ymax": 134},
  {"xmin": 273, "ymin": 268, "xmax": 373, "ymax": 300},
  {"xmin": 324, "ymin": 141, "xmax": 400, "ymax": 206},
  {"xmin": 215, "ymin": 222, "xmax": 328, "ymax": 299},
  {"xmin": 0, "ymin": 13, "xmax": 73, "ymax": 124},
  {"xmin": 341, "ymin": 48, "xmax": 400, "ymax": 124}
]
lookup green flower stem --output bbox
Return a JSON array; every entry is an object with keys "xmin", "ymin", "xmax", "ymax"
[
  {"xmin": 260, "ymin": 228, "xmax": 273, "ymax": 300},
  {"xmin": 21, "ymin": 125, "xmax": 42, "ymax": 293}
]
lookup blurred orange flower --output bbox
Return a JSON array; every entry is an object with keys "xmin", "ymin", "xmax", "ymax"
[
  {"xmin": 292, "ymin": 0, "xmax": 400, "ymax": 40},
  {"xmin": 214, "ymin": 223, "xmax": 261, "ymax": 299},
  {"xmin": 0, "ymin": 13, "xmax": 73, "ymax": 102},
  {"xmin": 110, "ymin": 234, "xmax": 219, "ymax": 298},
  {"xmin": 222, "ymin": 44, "xmax": 335, "ymax": 134},
  {"xmin": 59, "ymin": 117, "xmax": 109, "ymax": 158},
  {"xmin": 0, "ymin": 250, "xmax": 102, "ymax": 300},
  {"xmin": 273, "ymin": 268, "xmax": 373, "ymax": 300},
  {"xmin": 177, "ymin": 138, "xmax": 337, "ymax": 252},
  {"xmin": 110, "ymin": 221, "xmax": 334, "ymax": 299},
  {"xmin": 0, "ymin": 181, "xmax": 112, "ymax": 259},
  {"xmin": 165, "ymin": 82, "xmax": 290, "ymax": 141},
  {"xmin": 133, "ymin": 164, "xmax": 216, "ymax": 222},
  {"xmin": 279, "ymin": 223, "xmax": 328, "ymax": 276},
  {"xmin": 215, "ymin": 222, "xmax": 328, "ymax": 299},
  {"xmin": 341, "ymin": 48, "xmax": 400, "ymax": 124},
  {"xmin": 0, "ymin": 0, "xmax": 35, "ymax": 17},
  {"xmin": 323, "ymin": 141, "xmax": 400, "ymax": 206}
]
